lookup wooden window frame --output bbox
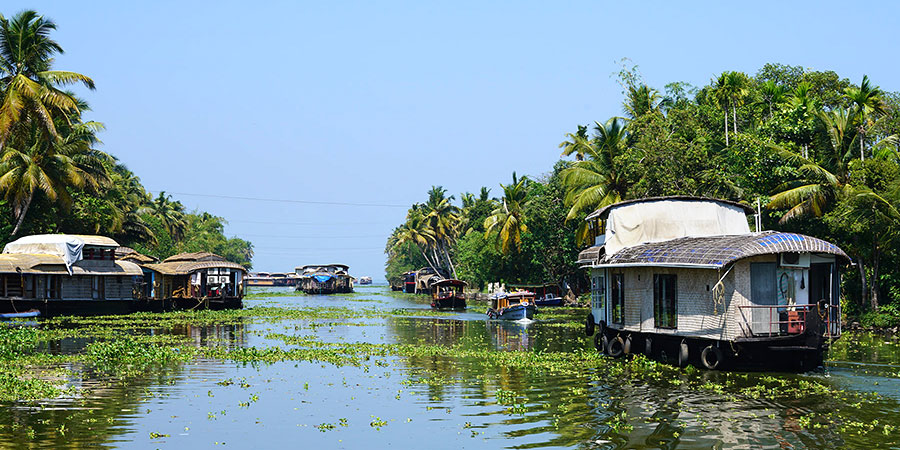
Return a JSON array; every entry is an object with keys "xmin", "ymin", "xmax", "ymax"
[{"xmin": 610, "ymin": 273, "xmax": 625, "ymax": 325}]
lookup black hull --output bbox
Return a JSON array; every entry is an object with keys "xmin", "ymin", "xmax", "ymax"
[
  {"xmin": 431, "ymin": 297, "xmax": 467, "ymax": 310},
  {"xmin": 595, "ymin": 327, "xmax": 829, "ymax": 372},
  {"xmin": 297, "ymin": 286, "xmax": 353, "ymax": 295},
  {"xmin": 0, "ymin": 297, "xmax": 243, "ymax": 317}
]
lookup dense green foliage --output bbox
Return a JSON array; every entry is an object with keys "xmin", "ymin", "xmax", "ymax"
[
  {"xmin": 386, "ymin": 60, "xmax": 900, "ymax": 324},
  {"xmin": 0, "ymin": 10, "xmax": 252, "ymax": 268}
]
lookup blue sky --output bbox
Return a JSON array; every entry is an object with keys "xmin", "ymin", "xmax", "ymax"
[{"xmin": 24, "ymin": 0, "xmax": 900, "ymax": 279}]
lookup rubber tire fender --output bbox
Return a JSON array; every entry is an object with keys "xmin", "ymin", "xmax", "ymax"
[
  {"xmin": 593, "ymin": 332, "xmax": 605, "ymax": 352},
  {"xmin": 585, "ymin": 313, "xmax": 595, "ymax": 337},
  {"xmin": 700, "ymin": 345, "xmax": 723, "ymax": 370},
  {"xmin": 623, "ymin": 335, "xmax": 632, "ymax": 355},
  {"xmin": 677, "ymin": 341, "xmax": 690, "ymax": 368},
  {"xmin": 607, "ymin": 336, "xmax": 626, "ymax": 358},
  {"xmin": 600, "ymin": 335, "xmax": 609, "ymax": 355}
]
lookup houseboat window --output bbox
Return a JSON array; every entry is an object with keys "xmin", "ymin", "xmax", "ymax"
[
  {"xmin": 611, "ymin": 273, "xmax": 624, "ymax": 324},
  {"xmin": 590, "ymin": 273, "xmax": 605, "ymax": 310},
  {"xmin": 653, "ymin": 274, "xmax": 677, "ymax": 329}
]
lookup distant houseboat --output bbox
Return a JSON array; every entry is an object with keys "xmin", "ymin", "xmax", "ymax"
[
  {"xmin": 246, "ymin": 272, "xmax": 276, "ymax": 287},
  {"xmin": 578, "ymin": 197, "xmax": 846, "ymax": 371},
  {"xmin": 431, "ymin": 279, "xmax": 467, "ymax": 309},
  {"xmin": 296, "ymin": 264, "xmax": 353, "ymax": 294},
  {"xmin": 358, "ymin": 276, "xmax": 373, "ymax": 285},
  {"xmin": 141, "ymin": 252, "xmax": 247, "ymax": 310},
  {"xmin": 487, "ymin": 291, "xmax": 536, "ymax": 320},
  {"xmin": 507, "ymin": 283, "xmax": 564, "ymax": 306},
  {"xmin": 0, "ymin": 234, "xmax": 143, "ymax": 316}
]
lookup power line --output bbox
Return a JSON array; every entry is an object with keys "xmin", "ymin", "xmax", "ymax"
[
  {"xmin": 229, "ymin": 220, "xmax": 395, "ymax": 226},
  {"xmin": 160, "ymin": 191, "xmax": 408, "ymax": 208},
  {"xmin": 237, "ymin": 233, "xmax": 386, "ymax": 239}
]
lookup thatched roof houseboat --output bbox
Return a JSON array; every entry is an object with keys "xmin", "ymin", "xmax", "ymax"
[
  {"xmin": 0, "ymin": 234, "xmax": 143, "ymax": 316},
  {"xmin": 578, "ymin": 197, "xmax": 847, "ymax": 371},
  {"xmin": 141, "ymin": 252, "xmax": 247, "ymax": 310}
]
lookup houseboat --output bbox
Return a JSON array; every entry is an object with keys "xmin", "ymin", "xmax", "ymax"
[
  {"xmin": 0, "ymin": 234, "xmax": 143, "ymax": 316},
  {"xmin": 245, "ymin": 272, "xmax": 276, "ymax": 287},
  {"xmin": 358, "ymin": 276, "xmax": 373, "ymax": 285},
  {"xmin": 487, "ymin": 291, "xmax": 536, "ymax": 320},
  {"xmin": 577, "ymin": 196, "xmax": 846, "ymax": 371},
  {"xmin": 507, "ymin": 283, "xmax": 564, "ymax": 306},
  {"xmin": 295, "ymin": 264, "xmax": 354, "ymax": 294},
  {"xmin": 402, "ymin": 267, "xmax": 449, "ymax": 294},
  {"xmin": 141, "ymin": 252, "xmax": 247, "ymax": 310},
  {"xmin": 430, "ymin": 279, "xmax": 467, "ymax": 309}
]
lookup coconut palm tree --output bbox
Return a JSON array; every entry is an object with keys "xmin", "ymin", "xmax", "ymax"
[
  {"xmin": 623, "ymin": 84, "xmax": 661, "ymax": 118},
  {"xmin": 558, "ymin": 125, "xmax": 591, "ymax": 161},
  {"xmin": 844, "ymin": 75, "xmax": 887, "ymax": 161},
  {"xmin": 759, "ymin": 80, "xmax": 785, "ymax": 118},
  {"xmin": 484, "ymin": 172, "xmax": 529, "ymax": 254},
  {"xmin": 726, "ymin": 71, "xmax": 750, "ymax": 134},
  {"xmin": 560, "ymin": 117, "xmax": 629, "ymax": 244},
  {"xmin": 713, "ymin": 73, "xmax": 731, "ymax": 145},
  {"xmin": 423, "ymin": 186, "xmax": 460, "ymax": 277},
  {"xmin": 0, "ymin": 120, "xmax": 109, "ymax": 235},
  {"xmin": 0, "ymin": 10, "xmax": 94, "ymax": 145},
  {"xmin": 145, "ymin": 192, "xmax": 187, "ymax": 240},
  {"xmin": 391, "ymin": 208, "xmax": 440, "ymax": 273}
]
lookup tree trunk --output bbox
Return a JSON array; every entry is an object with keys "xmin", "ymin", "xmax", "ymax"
[
  {"xmin": 420, "ymin": 250, "xmax": 440, "ymax": 275},
  {"xmin": 724, "ymin": 108, "xmax": 729, "ymax": 146},
  {"xmin": 870, "ymin": 244, "xmax": 880, "ymax": 311},
  {"xmin": 857, "ymin": 256, "xmax": 868, "ymax": 309},
  {"xmin": 733, "ymin": 103, "xmax": 738, "ymax": 134},
  {"xmin": 860, "ymin": 129, "xmax": 866, "ymax": 161},
  {"xmin": 10, "ymin": 191, "xmax": 34, "ymax": 236}
]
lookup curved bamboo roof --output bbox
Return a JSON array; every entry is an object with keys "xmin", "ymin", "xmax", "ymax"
[{"xmin": 145, "ymin": 252, "xmax": 247, "ymax": 275}]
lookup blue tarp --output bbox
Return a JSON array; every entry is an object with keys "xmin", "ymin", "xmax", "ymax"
[{"xmin": 313, "ymin": 274, "xmax": 334, "ymax": 283}]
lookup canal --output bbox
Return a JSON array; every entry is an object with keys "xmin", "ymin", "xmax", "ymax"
[{"xmin": 0, "ymin": 285, "xmax": 897, "ymax": 449}]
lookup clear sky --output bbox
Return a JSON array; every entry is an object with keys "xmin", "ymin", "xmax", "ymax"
[{"xmin": 23, "ymin": 0, "xmax": 900, "ymax": 280}]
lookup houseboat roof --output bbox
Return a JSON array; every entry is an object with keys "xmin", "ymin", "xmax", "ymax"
[
  {"xmin": 432, "ymin": 279, "xmax": 467, "ymax": 288},
  {"xmin": 579, "ymin": 231, "xmax": 849, "ymax": 269},
  {"xmin": 0, "ymin": 253, "xmax": 142, "ymax": 275},
  {"xmin": 144, "ymin": 252, "xmax": 247, "ymax": 275},
  {"xmin": 585, "ymin": 196, "xmax": 755, "ymax": 221},
  {"xmin": 296, "ymin": 264, "xmax": 350, "ymax": 271},
  {"xmin": 115, "ymin": 247, "xmax": 158, "ymax": 264}
]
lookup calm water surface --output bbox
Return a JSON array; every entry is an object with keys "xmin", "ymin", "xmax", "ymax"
[{"xmin": 0, "ymin": 286, "xmax": 898, "ymax": 449}]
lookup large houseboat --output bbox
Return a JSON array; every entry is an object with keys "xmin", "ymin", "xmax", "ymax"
[
  {"xmin": 141, "ymin": 252, "xmax": 248, "ymax": 310},
  {"xmin": 0, "ymin": 234, "xmax": 143, "ymax": 316},
  {"xmin": 296, "ymin": 264, "xmax": 354, "ymax": 294},
  {"xmin": 402, "ymin": 267, "xmax": 449, "ymax": 294},
  {"xmin": 578, "ymin": 197, "xmax": 846, "ymax": 371}
]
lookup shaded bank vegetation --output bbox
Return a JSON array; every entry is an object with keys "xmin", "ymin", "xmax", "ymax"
[
  {"xmin": 386, "ymin": 60, "xmax": 900, "ymax": 326},
  {"xmin": 0, "ymin": 10, "xmax": 252, "ymax": 267}
]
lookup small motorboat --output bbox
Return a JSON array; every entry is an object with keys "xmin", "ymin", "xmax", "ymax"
[
  {"xmin": 0, "ymin": 309, "xmax": 41, "ymax": 319},
  {"xmin": 430, "ymin": 279, "xmax": 467, "ymax": 309},
  {"xmin": 486, "ymin": 291, "xmax": 535, "ymax": 320}
]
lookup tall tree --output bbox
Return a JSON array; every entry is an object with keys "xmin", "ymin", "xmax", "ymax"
[
  {"xmin": 844, "ymin": 75, "xmax": 887, "ymax": 161},
  {"xmin": 484, "ymin": 173, "xmax": 529, "ymax": 254},
  {"xmin": 0, "ymin": 10, "xmax": 94, "ymax": 145}
]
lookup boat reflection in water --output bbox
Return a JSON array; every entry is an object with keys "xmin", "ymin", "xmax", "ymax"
[{"xmin": 487, "ymin": 319, "xmax": 534, "ymax": 352}]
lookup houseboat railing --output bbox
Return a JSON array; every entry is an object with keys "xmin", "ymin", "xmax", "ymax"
[{"xmin": 738, "ymin": 304, "xmax": 840, "ymax": 338}]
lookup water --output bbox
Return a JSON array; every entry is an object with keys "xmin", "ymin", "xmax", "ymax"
[{"xmin": 0, "ymin": 285, "xmax": 898, "ymax": 449}]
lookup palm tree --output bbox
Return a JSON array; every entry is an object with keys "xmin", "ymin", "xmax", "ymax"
[
  {"xmin": 713, "ymin": 73, "xmax": 730, "ymax": 145},
  {"xmin": 844, "ymin": 75, "xmax": 887, "ymax": 161},
  {"xmin": 391, "ymin": 208, "xmax": 440, "ymax": 273},
  {"xmin": 558, "ymin": 125, "xmax": 591, "ymax": 161},
  {"xmin": 0, "ymin": 10, "xmax": 94, "ymax": 145},
  {"xmin": 560, "ymin": 117, "xmax": 629, "ymax": 244},
  {"xmin": 423, "ymin": 186, "xmax": 460, "ymax": 277},
  {"xmin": 0, "ymin": 120, "xmax": 109, "ymax": 235},
  {"xmin": 623, "ymin": 84, "xmax": 661, "ymax": 118},
  {"xmin": 767, "ymin": 108, "xmax": 857, "ymax": 222},
  {"xmin": 484, "ymin": 172, "xmax": 529, "ymax": 254},
  {"xmin": 145, "ymin": 192, "xmax": 187, "ymax": 240},
  {"xmin": 759, "ymin": 80, "xmax": 785, "ymax": 118},
  {"xmin": 726, "ymin": 71, "xmax": 750, "ymax": 134}
]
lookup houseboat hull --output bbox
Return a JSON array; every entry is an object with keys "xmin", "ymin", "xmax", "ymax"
[
  {"xmin": 431, "ymin": 296, "xmax": 466, "ymax": 310},
  {"xmin": 593, "ymin": 324, "xmax": 828, "ymax": 372},
  {"xmin": 0, "ymin": 297, "xmax": 245, "ymax": 317},
  {"xmin": 534, "ymin": 297, "xmax": 563, "ymax": 307},
  {"xmin": 487, "ymin": 304, "xmax": 535, "ymax": 321}
]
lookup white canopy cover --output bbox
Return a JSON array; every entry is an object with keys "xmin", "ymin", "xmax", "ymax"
[
  {"xmin": 3, "ymin": 235, "xmax": 86, "ymax": 275},
  {"xmin": 604, "ymin": 199, "xmax": 751, "ymax": 256}
]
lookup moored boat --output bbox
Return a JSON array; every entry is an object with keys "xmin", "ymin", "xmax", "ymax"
[
  {"xmin": 487, "ymin": 291, "xmax": 535, "ymax": 320},
  {"xmin": 296, "ymin": 264, "xmax": 354, "ymax": 294},
  {"xmin": 430, "ymin": 279, "xmax": 467, "ymax": 309},
  {"xmin": 359, "ymin": 276, "xmax": 373, "ymax": 285},
  {"xmin": 507, "ymin": 283, "xmax": 564, "ymax": 306},
  {"xmin": 578, "ymin": 196, "xmax": 846, "ymax": 371},
  {"xmin": 246, "ymin": 272, "xmax": 276, "ymax": 287},
  {"xmin": 140, "ymin": 252, "xmax": 247, "ymax": 311}
]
